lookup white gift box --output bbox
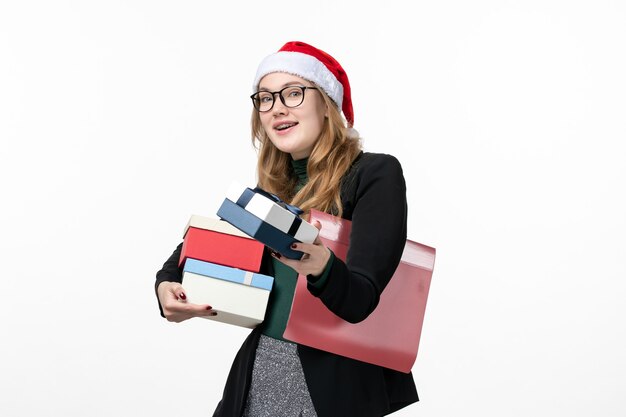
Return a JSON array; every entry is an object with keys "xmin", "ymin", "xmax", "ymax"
[
  {"xmin": 182, "ymin": 258, "xmax": 273, "ymax": 329},
  {"xmin": 225, "ymin": 182, "xmax": 319, "ymax": 244}
]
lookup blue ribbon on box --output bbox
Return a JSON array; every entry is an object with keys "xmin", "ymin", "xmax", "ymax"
[
  {"xmin": 235, "ymin": 187, "xmax": 304, "ymax": 238},
  {"xmin": 252, "ymin": 187, "xmax": 303, "ymax": 216}
]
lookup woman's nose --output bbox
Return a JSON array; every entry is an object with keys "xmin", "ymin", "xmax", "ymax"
[{"xmin": 272, "ymin": 95, "xmax": 288, "ymax": 115}]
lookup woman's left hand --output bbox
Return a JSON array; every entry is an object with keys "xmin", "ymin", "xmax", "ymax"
[{"xmin": 271, "ymin": 221, "xmax": 331, "ymax": 277}]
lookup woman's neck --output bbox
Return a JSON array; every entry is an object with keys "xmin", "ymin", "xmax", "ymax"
[{"xmin": 291, "ymin": 157, "xmax": 308, "ymax": 190}]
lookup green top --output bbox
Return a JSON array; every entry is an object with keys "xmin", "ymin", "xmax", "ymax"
[{"xmin": 261, "ymin": 157, "xmax": 334, "ymax": 341}]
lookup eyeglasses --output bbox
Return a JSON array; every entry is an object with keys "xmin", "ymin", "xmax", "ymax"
[{"xmin": 250, "ymin": 86, "xmax": 319, "ymax": 112}]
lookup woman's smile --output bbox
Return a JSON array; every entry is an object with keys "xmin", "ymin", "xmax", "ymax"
[{"xmin": 273, "ymin": 120, "xmax": 299, "ymax": 134}]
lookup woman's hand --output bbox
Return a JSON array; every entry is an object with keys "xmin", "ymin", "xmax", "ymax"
[
  {"xmin": 271, "ymin": 221, "xmax": 330, "ymax": 277},
  {"xmin": 157, "ymin": 281, "xmax": 216, "ymax": 323}
]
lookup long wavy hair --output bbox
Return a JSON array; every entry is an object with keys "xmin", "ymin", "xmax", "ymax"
[{"xmin": 251, "ymin": 89, "xmax": 362, "ymax": 218}]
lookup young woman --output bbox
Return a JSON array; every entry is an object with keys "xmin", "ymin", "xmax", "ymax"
[{"xmin": 155, "ymin": 41, "xmax": 418, "ymax": 417}]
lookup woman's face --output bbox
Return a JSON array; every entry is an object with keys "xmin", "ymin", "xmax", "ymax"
[{"xmin": 257, "ymin": 72, "xmax": 327, "ymax": 160}]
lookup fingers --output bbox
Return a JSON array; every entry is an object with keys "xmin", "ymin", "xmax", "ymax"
[
  {"xmin": 312, "ymin": 220, "xmax": 323, "ymax": 244},
  {"xmin": 272, "ymin": 240, "xmax": 330, "ymax": 277},
  {"xmin": 164, "ymin": 303, "xmax": 217, "ymax": 323},
  {"xmin": 176, "ymin": 301, "xmax": 215, "ymax": 315},
  {"xmin": 158, "ymin": 281, "xmax": 217, "ymax": 322},
  {"xmin": 157, "ymin": 281, "xmax": 187, "ymax": 303}
]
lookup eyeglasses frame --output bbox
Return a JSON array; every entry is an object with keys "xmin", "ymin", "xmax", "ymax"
[{"xmin": 250, "ymin": 86, "xmax": 319, "ymax": 112}]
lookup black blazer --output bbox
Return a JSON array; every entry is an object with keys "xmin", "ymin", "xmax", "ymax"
[{"xmin": 156, "ymin": 152, "xmax": 419, "ymax": 417}]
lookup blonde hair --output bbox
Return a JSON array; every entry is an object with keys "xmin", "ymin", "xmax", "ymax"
[{"xmin": 251, "ymin": 90, "xmax": 362, "ymax": 218}]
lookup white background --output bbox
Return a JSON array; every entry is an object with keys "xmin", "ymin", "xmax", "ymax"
[{"xmin": 1, "ymin": 1, "xmax": 625, "ymax": 416}]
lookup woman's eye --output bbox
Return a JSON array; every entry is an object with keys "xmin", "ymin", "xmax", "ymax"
[
  {"xmin": 287, "ymin": 89, "xmax": 303, "ymax": 98},
  {"xmin": 259, "ymin": 94, "xmax": 273, "ymax": 103}
]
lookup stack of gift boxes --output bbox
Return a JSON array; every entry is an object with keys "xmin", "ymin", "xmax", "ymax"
[
  {"xmin": 180, "ymin": 215, "xmax": 270, "ymax": 329},
  {"xmin": 180, "ymin": 182, "xmax": 319, "ymax": 329}
]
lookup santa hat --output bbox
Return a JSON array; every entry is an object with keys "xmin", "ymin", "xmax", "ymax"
[{"xmin": 253, "ymin": 41, "xmax": 354, "ymax": 127}]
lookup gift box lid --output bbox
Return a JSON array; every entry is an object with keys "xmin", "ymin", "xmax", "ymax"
[
  {"xmin": 183, "ymin": 215, "xmax": 252, "ymax": 239},
  {"xmin": 183, "ymin": 258, "xmax": 273, "ymax": 291}
]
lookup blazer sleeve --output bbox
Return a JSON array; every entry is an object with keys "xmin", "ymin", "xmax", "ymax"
[
  {"xmin": 154, "ymin": 242, "xmax": 184, "ymax": 317},
  {"xmin": 306, "ymin": 153, "xmax": 408, "ymax": 323}
]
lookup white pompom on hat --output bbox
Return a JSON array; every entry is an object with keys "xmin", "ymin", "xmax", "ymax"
[{"xmin": 253, "ymin": 41, "xmax": 355, "ymax": 128}]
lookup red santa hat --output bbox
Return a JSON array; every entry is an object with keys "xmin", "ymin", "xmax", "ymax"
[{"xmin": 253, "ymin": 41, "xmax": 354, "ymax": 127}]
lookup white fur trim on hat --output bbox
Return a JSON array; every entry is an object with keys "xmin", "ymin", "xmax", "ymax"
[
  {"xmin": 253, "ymin": 51, "xmax": 344, "ymax": 109},
  {"xmin": 346, "ymin": 127, "xmax": 360, "ymax": 139}
]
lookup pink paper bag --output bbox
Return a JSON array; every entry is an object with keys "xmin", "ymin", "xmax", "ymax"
[{"xmin": 283, "ymin": 209, "xmax": 436, "ymax": 373}]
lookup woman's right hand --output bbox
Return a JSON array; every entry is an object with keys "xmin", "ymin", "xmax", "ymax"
[{"xmin": 157, "ymin": 281, "xmax": 216, "ymax": 323}]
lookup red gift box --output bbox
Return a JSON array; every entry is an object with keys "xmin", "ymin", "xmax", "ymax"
[
  {"xmin": 179, "ymin": 215, "xmax": 265, "ymax": 273},
  {"xmin": 283, "ymin": 209, "xmax": 436, "ymax": 373}
]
